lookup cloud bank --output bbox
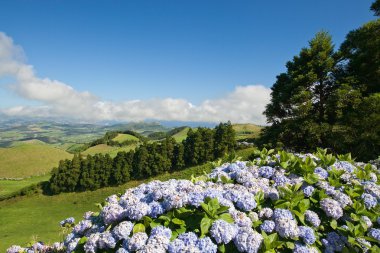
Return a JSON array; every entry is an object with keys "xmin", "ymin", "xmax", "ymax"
[{"xmin": 0, "ymin": 32, "xmax": 270, "ymax": 124}]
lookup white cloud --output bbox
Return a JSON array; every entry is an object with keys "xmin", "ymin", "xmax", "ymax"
[{"xmin": 0, "ymin": 32, "xmax": 270, "ymax": 125}]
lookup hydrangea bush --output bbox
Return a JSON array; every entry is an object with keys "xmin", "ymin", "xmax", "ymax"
[{"xmin": 7, "ymin": 148, "xmax": 380, "ymax": 252}]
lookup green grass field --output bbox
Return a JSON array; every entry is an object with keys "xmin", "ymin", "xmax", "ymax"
[
  {"xmin": 0, "ymin": 148, "xmax": 255, "ymax": 251},
  {"xmin": 232, "ymin": 123, "xmax": 263, "ymax": 141},
  {"xmin": 171, "ymin": 127, "xmax": 190, "ymax": 142},
  {"xmin": 112, "ymin": 133, "xmax": 139, "ymax": 143},
  {"xmin": 0, "ymin": 141, "xmax": 73, "ymax": 178},
  {"xmin": 0, "ymin": 174, "xmax": 50, "ymax": 199}
]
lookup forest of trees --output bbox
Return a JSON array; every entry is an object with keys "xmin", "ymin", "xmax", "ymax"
[
  {"xmin": 48, "ymin": 122, "xmax": 236, "ymax": 194},
  {"xmin": 260, "ymin": 1, "xmax": 380, "ymax": 161}
]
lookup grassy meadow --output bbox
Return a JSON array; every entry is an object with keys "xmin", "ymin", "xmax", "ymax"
[
  {"xmin": 0, "ymin": 141, "xmax": 73, "ymax": 178},
  {"xmin": 171, "ymin": 127, "xmax": 190, "ymax": 142},
  {"xmin": 232, "ymin": 123, "xmax": 262, "ymax": 141},
  {"xmin": 112, "ymin": 133, "xmax": 139, "ymax": 142}
]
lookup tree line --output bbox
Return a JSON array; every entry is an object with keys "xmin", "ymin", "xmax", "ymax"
[
  {"xmin": 48, "ymin": 122, "xmax": 236, "ymax": 194},
  {"xmin": 260, "ymin": 1, "xmax": 380, "ymax": 161}
]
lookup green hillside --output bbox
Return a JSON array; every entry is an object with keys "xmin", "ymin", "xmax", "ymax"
[
  {"xmin": 170, "ymin": 127, "xmax": 190, "ymax": 142},
  {"xmin": 232, "ymin": 123, "xmax": 262, "ymax": 141},
  {"xmin": 0, "ymin": 141, "xmax": 73, "ymax": 178},
  {"xmin": 112, "ymin": 133, "xmax": 139, "ymax": 143}
]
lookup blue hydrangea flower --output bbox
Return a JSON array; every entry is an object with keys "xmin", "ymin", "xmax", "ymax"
[
  {"xmin": 98, "ymin": 231, "xmax": 117, "ymax": 249},
  {"xmin": 196, "ymin": 236, "xmax": 217, "ymax": 253},
  {"xmin": 148, "ymin": 201, "xmax": 165, "ymax": 218},
  {"xmin": 188, "ymin": 192, "xmax": 205, "ymax": 207},
  {"xmin": 361, "ymin": 193, "xmax": 377, "ymax": 209},
  {"xmin": 303, "ymin": 186, "xmax": 315, "ymax": 198},
  {"xmin": 260, "ymin": 220, "xmax": 275, "ymax": 233},
  {"xmin": 361, "ymin": 216, "xmax": 373, "ymax": 228},
  {"xmin": 210, "ymin": 219, "xmax": 238, "ymax": 244},
  {"xmin": 320, "ymin": 198, "xmax": 343, "ymax": 220},
  {"xmin": 273, "ymin": 209, "xmax": 294, "ymax": 220},
  {"xmin": 233, "ymin": 227, "xmax": 263, "ymax": 253},
  {"xmin": 236, "ymin": 193, "xmax": 257, "ymax": 211},
  {"xmin": 125, "ymin": 202, "xmax": 150, "ymax": 221},
  {"xmin": 299, "ymin": 226, "xmax": 316, "ymax": 245},
  {"xmin": 84, "ymin": 233, "xmax": 100, "ymax": 253},
  {"xmin": 112, "ymin": 221, "xmax": 134, "ymax": 240},
  {"xmin": 73, "ymin": 220, "xmax": 92, "ymax": 235},
  {"xmin": 6, "ymin": 245, "xmax": 24, "ymax": 253},
  {"xmin": 330, "ymin": 161, "xmax": 355, "ymax": 173},
  {"xmin": 368, "ymin": 228, "xmax": 380, "ymax": 242},
  {"xmin": 305, "ymin": 210, "xmax": 321, "ymax": 227},
  {"xmin": 322, "ymin": 232, "xmax": 346, "ymax": 252},
  {"xmin": 274, "ymin": 217, "xmax": 299, "ymax": 239},
  {"xmin": 258, "ymin": 166, "xmax": 274, "ymax": 179},
  {"xmin": 101, "ymin": 204, "xmax": 126, "ymax": 225},
  {"xmin": 150, "ymin": 225, "xmax": 172, "ymax": 239},
  {"xmin": 127, "ymin": 232, "xmax": 148, "ymax": 251},
  {"xmin": 115, "ymin": 248, "xmax": 129, "ymax": 253},
  {"xmin": 332, "ymin": 192, "xmax": 352, "ymax": 208},
  {"xmin": 177, "ymin": 232, "xmax": 198, "ymax": 246},
  {"xmin": 258, "ymin": 208, "xmax": 273, "ymax": 219},
  {"xmin": 293, "ymin": 243, "xmax": 318, "ymax": 253},
  {"xmin": 314, "ymin": 167, "xmax": 328, "ymax": 179},
  {"xmin": 273, "ymin": 174, "xmax": 289, "ymax": 186},
  {"xmin": 60, "ymin": 217, "xmax": 75, "ymax": 227}
]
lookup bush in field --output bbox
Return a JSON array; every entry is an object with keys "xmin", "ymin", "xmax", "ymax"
[{"xmin": 7, "ymin": 148, "xmax": 380, "ymax": 253}]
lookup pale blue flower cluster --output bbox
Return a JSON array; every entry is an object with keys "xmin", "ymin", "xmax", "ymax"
[
  {"xmin": 7, "ymin": 155, "xmax": 380, "ymax": 253},
  {"xmin": 303, "ymin": 186, "xmax": 315, "ymax": 197},
  {"xmin": 299, "ymin": 226, "xmax": 316, "ymax": 245},
  {"xmin": 168, "ymin": 232, "xmax": 217, "ymax": 253},
  {"xmin": 320, "ymin": 198, "xmax": 343, "ymax": 220},
  {"xmin": 260, "ymin": 220, "xmax": 275, "ymax": 233},
  {"xmin": 209, "ymin": 219, "xmax": 238, "ymax": 244},
  {"xmin": 361, "ymin": 193, "xmax": 378, "ymax": 209},
  {"xmin": 60, "ymin": 217, "xmax": 75, "ymax": 227}
]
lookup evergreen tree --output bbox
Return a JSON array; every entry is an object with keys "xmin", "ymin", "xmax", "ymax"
[{"xmin": 262, "ymin": 32, "xmax": 337, "ymax": 150}]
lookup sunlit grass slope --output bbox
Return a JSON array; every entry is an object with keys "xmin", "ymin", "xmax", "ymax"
[
  {"xmin": 112, "ymin": 133, "xmax": 139, "ymax": 143},
  {"xmin": 0, "ymin": 141, "xmax": 73, "ymax": 178},
  {"xmin": 232, "ymin": 123, "xmax": 263, "ymax": 141}
]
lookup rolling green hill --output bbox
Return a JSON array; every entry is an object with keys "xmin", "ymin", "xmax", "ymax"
[
  {"xmin": 232, "ymin": 123, "xmax": 262, "ymax": 141},
  {"xmin": 0, "ymin": 141, "xmax": 73, "ymax": 178},
  {"xmin": 170, "ymin": 127, "xmax": 190, "ymax": 142},
  {"xmin": 112, "ymin": 133, "xmax": 139, "ymax": 143}
]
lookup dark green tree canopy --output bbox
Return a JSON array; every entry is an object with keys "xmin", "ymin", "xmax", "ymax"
[{"xmin": 371, "ymin": 0, "xmax": 380, "ymax": 16}]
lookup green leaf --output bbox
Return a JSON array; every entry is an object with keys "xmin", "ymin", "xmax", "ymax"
[
  {"xmin": 286, "ymin": 242, "xmax": 295, "ymax": 249},
  {"xmin": 218, "ymin": 244, "xmax": 226, "ymax": 253},
  {"xmin": 208, "ymin": 198, "xmax": 220, "ymax": 212},
  {"xmin": 330, "ymin": 219, "xmax": 337, "ymax": 229},
  {"xmin": 172, "ymin": 218, "xmax": 185, "ymax": 226},
  {"xmin": 200, "ymin": 217, "xmax": 213, "ymax": 236},
  {"xmin": 216, "ymin": 205, "xmax": 230, "ymax": 214},
  {"xmin": 133, "ymin": 223, "xmax": 145, "ymax": 234},
  {"xmin": 218, "ymin": 213, "xmax": 234, "ymax": 223}
]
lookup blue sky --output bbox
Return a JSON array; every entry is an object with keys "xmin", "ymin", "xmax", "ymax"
[{"xmin": 0, "ymin": 0, "xmax": 376, "ymax": 124}]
